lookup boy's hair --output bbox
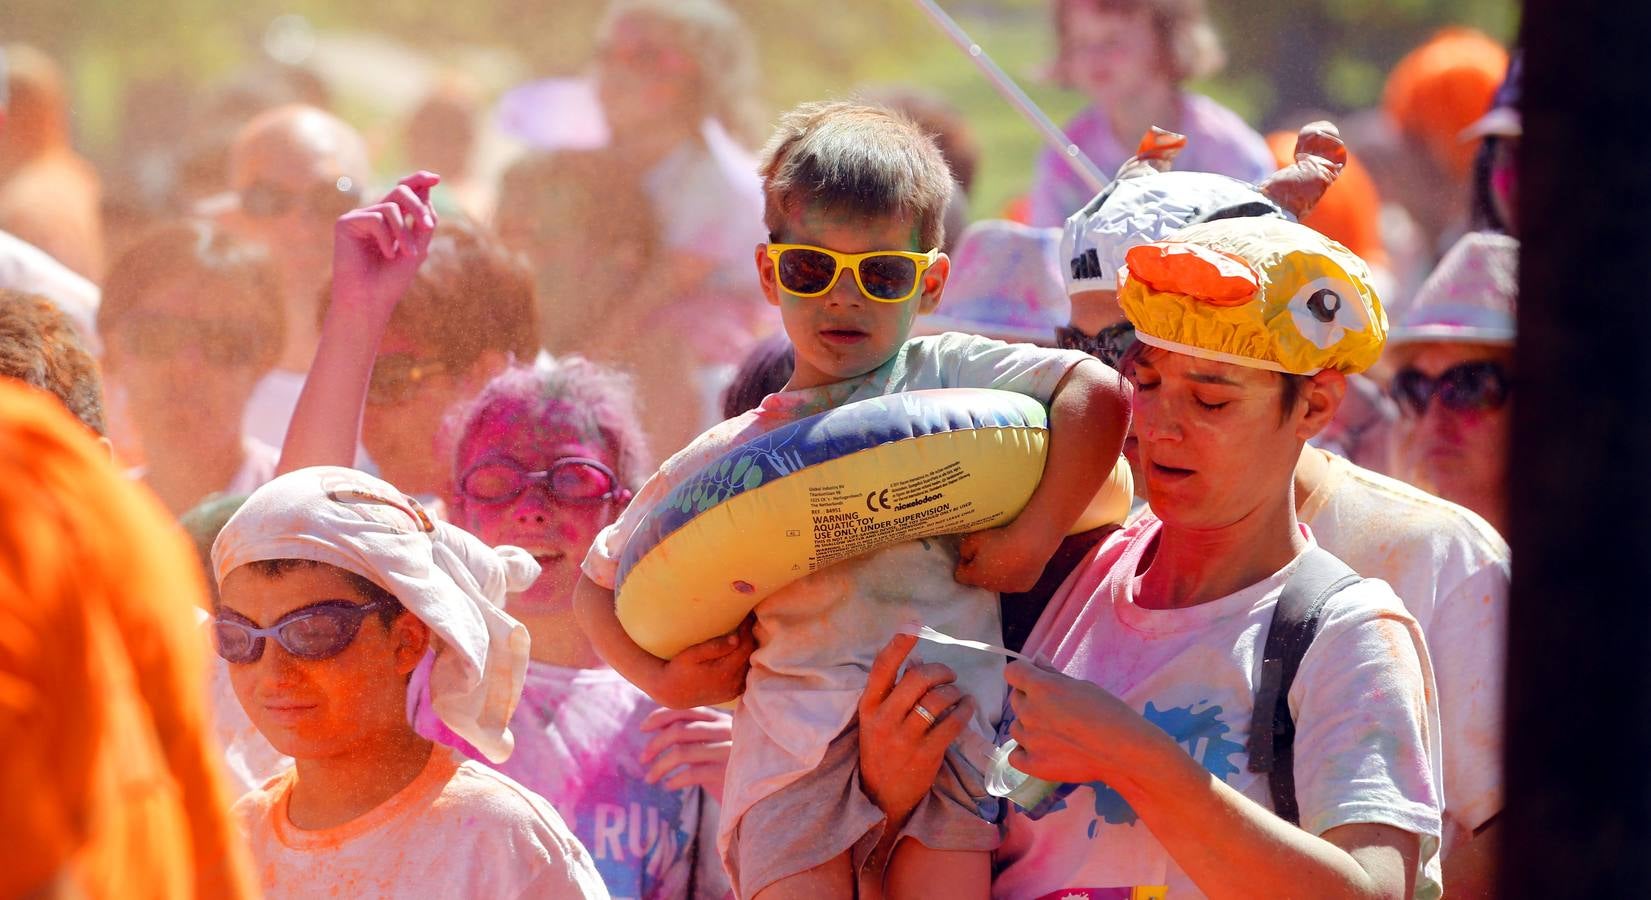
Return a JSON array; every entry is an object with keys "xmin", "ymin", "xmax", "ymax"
[
  {"xmin": 97, "ymin": 219, "xmax": 284, "ymax": 372},
  {"xmin": 1054, "ymin": 0, "xmax": 1225, "ymax": 84},
  {"xmin": 0, "ymin": 290, "xmax": 106, "ymax": 435},
  {"xmin": 448, "ymin": 356, "xmax": 651, "ymax": 492},
  {"xmin": 855, "ymin": 86, "xmax": 981, "ymax": 194},
  {"xmin": 240, "ymin": 558, "xmax": 405, "ymax": 626},
  {"xmin": 340, "ymin": 216, "xmax": 539, "ymax": 371},
  {"xmin": 759, "ymin": 101, "xmax": 955, "ymax": 253},
  {"xmin": 600, "ymin": 0, "xmax": 763, "ymax": 146}
]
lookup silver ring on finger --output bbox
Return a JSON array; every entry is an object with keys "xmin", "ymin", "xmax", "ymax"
[{"xmin": 913, "ymin": 704, "xmax": 937, "ymax": 726}]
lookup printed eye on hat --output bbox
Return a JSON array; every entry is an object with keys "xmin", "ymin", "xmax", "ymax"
[{"xmin": 1117, "ymin": 217, "xmax": 1388, "ymax": 375}]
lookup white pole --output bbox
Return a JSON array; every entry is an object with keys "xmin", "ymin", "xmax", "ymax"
[{"xmin": 911, "ymin": 0, "xmax": 1108, "ymax": 193}]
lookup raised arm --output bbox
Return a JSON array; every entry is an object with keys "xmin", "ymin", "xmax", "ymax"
[
  {"xmin": 955, "ymin": 357, "xmax": 1132, "ymax": 592},
  {"xmin": 277, "ymin": 172, "xmax": 441, "ymax": 475}
]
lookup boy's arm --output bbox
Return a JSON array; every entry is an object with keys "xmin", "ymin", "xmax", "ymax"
[
  {"xmin": 572, "ymin": 573, "xmax": 755, "ymax": 709},
  {"xmin": 277, "ymin": 172, "xmax": 440, "ymax": 476},
  {"xmin": 955, "ymin": 358, "xmax": 1131, "ymax": 592}
]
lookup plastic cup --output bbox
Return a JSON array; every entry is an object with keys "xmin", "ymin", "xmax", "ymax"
[{"xmin": 986, "ymin": 739, "xmax": 1060, "ymax": 809}]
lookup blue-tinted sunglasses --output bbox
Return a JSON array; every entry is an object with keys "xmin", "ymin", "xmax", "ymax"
[{"xmin": 214, "ymin": 598, "xmax": 397, "ymax": 664}]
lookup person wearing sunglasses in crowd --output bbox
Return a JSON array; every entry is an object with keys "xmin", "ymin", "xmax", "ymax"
[
  {"xmin": 1383, "ymin": 232, "xmax": 1516, "ymax": 536},
  {"xmin": 573, "ymin": 101, "xmax": 1131, "ymax": 900},
  {"xmin": 284, "ymin": 172, "xmax": 736, "ymax": 897},
  {"xmin": 209, "ymin": 466, "xmax": 608, "ymax": 899},
  {"xmin": 96, "ymin": 219, "xmax": 284, "ymax": 515},
  {"xmin": 223, "ymin": 104, "xmax": 370, "ymax": 452},
  {"xmin": 417, "ymin": 359, "xmax": 737, "ymax": 899}
]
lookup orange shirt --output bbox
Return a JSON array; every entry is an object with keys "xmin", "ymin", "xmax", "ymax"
[{"xmin": 0, "ymin": 380, "xmax": 258, "ymax": 898}]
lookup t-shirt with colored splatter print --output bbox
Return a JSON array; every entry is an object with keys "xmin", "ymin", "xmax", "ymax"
[
  {"xmin": 991, "ymin": 516, "xmax": 1444, "ymax": 900},
  {"xmin": 234, "ymin": 746, "xmax": 608, "ymax": 899},
  {"xmin": 413, "ymin": 662, "xmax": 731, "ymax": 899}
]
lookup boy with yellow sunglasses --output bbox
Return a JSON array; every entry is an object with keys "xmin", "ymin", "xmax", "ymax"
[{"xmin": 575, "ymin": 100, "xmax": 1132, "ymax": 899}]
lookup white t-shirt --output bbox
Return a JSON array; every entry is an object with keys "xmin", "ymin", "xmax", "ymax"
[
  {"xmin": 225, "ymin": 437, "xmax": 280, "ymax": 497},
  {"xmin": 582, "ymin": 332, "xmax": 1092, "ymax": 872},
  {"xmin": 234, "ymin": 747, "xmax": 609, "ymax": 899},
  {"xmin": 0, "ymin": 227, "xmax": 101, "ymax": 354},
  {"xmin": 242, "ymin": 368, "xmax": 307, "ymax": 452},
  {"xmin": 1299, "ymin": 450, "xmax": 1508, "ymax": 838},
  {"xmin": 994, "ymin": 516, "xmax": 1443, "ymax": 900},
  {"xmin": 241, "ymin": 368, "xmax": 373, "ymax": 469}
]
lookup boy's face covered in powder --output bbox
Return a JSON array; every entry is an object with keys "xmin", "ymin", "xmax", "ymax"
[
  {"xmin": 450, "ymin": 401, "xmax": 624, "ymax": 615},
  {"xmin": 757, "ymin": 204, "xmax": 948, "ymax": 391},
  {"xmin": 219, "ymin": 563, "xmax": 428, "ymax": 759}
]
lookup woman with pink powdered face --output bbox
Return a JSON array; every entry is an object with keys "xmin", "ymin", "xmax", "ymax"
[{"xmin": 419, "ymin": 357, "xmax": 735, "ymax": 899}]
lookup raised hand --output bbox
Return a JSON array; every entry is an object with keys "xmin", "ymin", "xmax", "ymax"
[{"xmin": 331, "ymin": 171, "xmax": 441, "ymax": 324}]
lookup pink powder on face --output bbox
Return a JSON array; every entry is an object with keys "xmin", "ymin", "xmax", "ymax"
[{"xmin": 452, "ymin": 399, "xmax": 623, "ymax": 614}]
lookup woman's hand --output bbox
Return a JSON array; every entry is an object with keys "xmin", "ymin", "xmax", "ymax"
[
  {"xmin": 1004, "ymin": 659, "xmax": 1169, "ymax": 785},
  {"xmin": 639, "ymin": 706, "xmax": 733, "ymax": 802},
  {"xmin": 857, "ymin": 633, "xmax": 975, "ymax": 825}
]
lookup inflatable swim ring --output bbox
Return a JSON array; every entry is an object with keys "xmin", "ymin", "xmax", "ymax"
[{"xmin": 615, "ymin": 388, "xmax": 1133, "ymax": 658}]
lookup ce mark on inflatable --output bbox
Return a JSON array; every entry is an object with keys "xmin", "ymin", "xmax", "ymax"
[{"xmin": 865, "ymin": 488, "xmax": 893, "ymax": 512}]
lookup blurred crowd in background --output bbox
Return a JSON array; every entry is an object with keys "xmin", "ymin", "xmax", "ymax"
[{"xmin": 1, "ymin": 0, "xmax": 1518, "ymax": 524}]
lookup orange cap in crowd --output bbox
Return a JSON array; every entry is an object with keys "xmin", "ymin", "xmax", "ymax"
[
  {"xmin": 1266, "ymin": 130, "xmax": 1388, "ymax": 270},
  {"xmin": 1382, "ymin": 27, "xmax": 1509, "ymax": 181},
  {"xmin": 0, "ymin": 380, "xmax": 258, "ymax": 899}
]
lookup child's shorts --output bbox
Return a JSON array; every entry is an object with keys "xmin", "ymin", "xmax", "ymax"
[{"xmin": 726, "ymin": 721, "xmax": 1001, "ymax": 897}]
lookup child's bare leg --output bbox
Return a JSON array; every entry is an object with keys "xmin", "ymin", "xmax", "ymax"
[
  {"xmin": 753, "ymin": 850, "xmax": 853, "ymax": 900},
  {"xmin": 885, "ymin": 845, "xmax": 990, "ymax": 900}
]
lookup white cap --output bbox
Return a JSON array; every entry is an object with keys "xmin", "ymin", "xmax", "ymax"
[
  {"xmin": 920, "ymin": 220, "xmax": 1068, "ymax": 344},
  {"xmin": 1060, "ymin": 170, "xmax": 1286, "ymax": 297},
  {"xmin": 1390, "ymin": 231, "xmax": 1517, "ymax": 346}
]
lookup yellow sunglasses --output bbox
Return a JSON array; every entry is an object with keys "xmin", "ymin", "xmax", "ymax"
[{"xmin": 766, "ymin": 243, "xmax": 941, "ymax": 304}]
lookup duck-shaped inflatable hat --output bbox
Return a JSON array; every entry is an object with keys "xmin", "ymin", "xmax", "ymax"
[{"xmin": 1118, "ymin": 216, "xmax": 1387, "ymax": 375}]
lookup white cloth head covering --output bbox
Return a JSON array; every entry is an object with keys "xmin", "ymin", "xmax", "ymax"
[
  {"xmin": 918, "ymin": 220, "xmax": 1069, "ymax": 344},
  {"xmin": 1061, "ymin": 170, "xmax": 1287, "ymax": 297},
  {"xmin": 210, "ymin": 466, "xmax": 539, "ymax": 764},
  {"xmin": 1389, "ymin": 231, "xmax": 1517, "ymax": 346}
]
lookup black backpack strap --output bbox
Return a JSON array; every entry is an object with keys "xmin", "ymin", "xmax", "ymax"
[{"xmin": 1246, "ymin": 548, "xmax": 1361, "ymax": 826}]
